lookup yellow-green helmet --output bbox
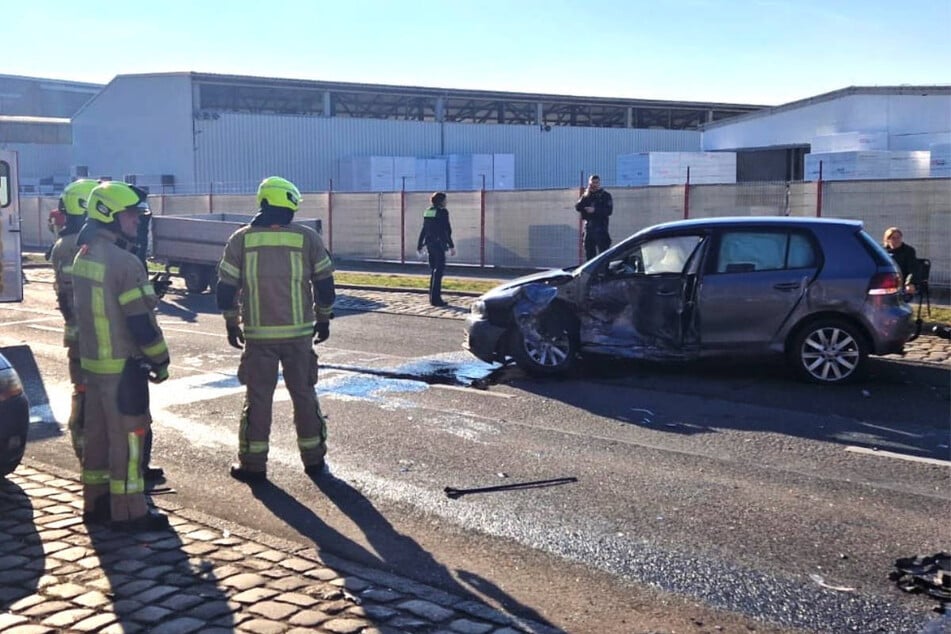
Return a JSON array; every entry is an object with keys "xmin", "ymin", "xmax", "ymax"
[
  {"xmin": 58, "ymin": 179, "xmax": 98, "ymax": 216},
  {"xmin": 257, "ymin": 176, "xmax": 301, "ymax": 212},
  {"xmin": 86, "ymin": 181, "xmax": 151, "ymax": 224}
]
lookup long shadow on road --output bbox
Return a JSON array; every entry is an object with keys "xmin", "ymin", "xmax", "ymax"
[{"xmin": 245, "ymin": 475, "xmax": 560, "ymax": 633}]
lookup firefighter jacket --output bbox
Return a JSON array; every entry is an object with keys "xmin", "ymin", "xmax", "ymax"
[
  {"xmin": 71, "ymin": 228, "xmax": 169, "ymax": 375},
  {"xmin": 417, "ymin": 206, "xmax": 454, "ymax": 252},
  {"xmin": 217, "ymin": 222, "xmax": 335, "ymax": 342},
  {"xmin": 50, "ymin": 230, "xmax": 82, "ymax": 346}
]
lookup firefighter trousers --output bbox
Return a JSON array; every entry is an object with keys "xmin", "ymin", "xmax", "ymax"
[
  {"xmin": 67, "ymin": 346, "xmax": 85, "ymax": 462},
  {"xmin": 236, "ymin": 338, "xmax": 327, "ymax": 472},
  {"xmin": 82, "ymin": 363, "xmax": 150, "ymax": 522}
]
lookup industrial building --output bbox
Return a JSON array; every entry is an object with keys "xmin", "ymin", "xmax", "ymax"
[{"xmin": 1, "ymin": 73, "xmax": 949, "ymax": 193}]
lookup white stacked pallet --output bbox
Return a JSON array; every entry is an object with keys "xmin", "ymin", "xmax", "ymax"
[
  {"xmin": 393, "ymin": 156, "xmax": 416, "ymax": 191},
  {"xmin": 492, "ymin": 153, "xmax": 515, "ymax": 189},
  {"xmin": 930, "ymin": 143, "xmax": 951, "ymax": 178},
  {"xmin": 616, "ymin": 152, "xmax": 736, "ymax": 186},
  {"xmin": 447, "ymin": 154, "xmax": 494, "ymax": 191},
  {"xmin": 413, "ymin": 158, "xmax": 447, "ymax": 192},
  {"xmin": 810, "ymin": 131, "xmax": 888, "ymax": 153},
  {"xmin": 804, "ymin": 150, "xmax": 931, "ymax": 181},
  {"xmin": 338, "ymin": 156, "xmax": 396, "ymax": 192}
]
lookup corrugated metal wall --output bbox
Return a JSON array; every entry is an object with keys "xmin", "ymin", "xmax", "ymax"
[
  {"xmin": 193, "ymin": 113, "xmax": 701, "ymax": 193},
  {"xmin": 4, "ymin": 143, "xmax": 71, "ymax": 184}
]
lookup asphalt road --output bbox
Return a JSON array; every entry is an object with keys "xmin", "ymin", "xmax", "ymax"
[{"xmin": 2, "ymin": 275, "xmax": 949, "ymax": 633}]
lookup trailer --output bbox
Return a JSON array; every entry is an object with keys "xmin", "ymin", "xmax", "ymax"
[
  {"xmin": 150, "ymin": 213, "xmax": 321, "ymax": 294},
  {"xmin": 0, "ymin": 150, "xmax": 23, "ymax": 303}
]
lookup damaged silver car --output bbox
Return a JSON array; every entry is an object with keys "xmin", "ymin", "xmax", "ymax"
[{"xmin": 463, "ymin": 217, "xmax": 913, "ymax": 384}]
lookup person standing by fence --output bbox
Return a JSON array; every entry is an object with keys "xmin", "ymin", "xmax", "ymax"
[
  {"xmin": 575, "ymin": 174, "xmax": 613, "ymax": 261},
  {"xmin": 417, "ymin": 192, "xmax": 455, "ymax": 307}
]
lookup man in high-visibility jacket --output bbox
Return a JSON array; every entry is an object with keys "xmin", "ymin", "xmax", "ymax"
[
  {"xmin": 72, "ymin": 181, "xmax": 171, "ymax": 531},
  {"xmin": 217, "ymin": 176, "xmax": 335, "ymax": 483},
  {"xmin": 50, "ymin": 179, "xmax": 97, "ymax": 461}
]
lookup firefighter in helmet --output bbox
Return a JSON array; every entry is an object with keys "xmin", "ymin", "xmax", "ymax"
[
  {"xmin": 71, "ymin": 181, "xmax": 171, "ymax": 531},
  {"xmin": 50, "ymin": 179, "xmax": 97, "ymax": 461},
  {"xmin": 217, "ymin": 176, "xmax": 335, "ymax": 482}
]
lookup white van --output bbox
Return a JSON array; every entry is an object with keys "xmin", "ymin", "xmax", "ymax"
[{"xmin": 0, "ymin": 149, "xmax": 23, "ymax": 302}]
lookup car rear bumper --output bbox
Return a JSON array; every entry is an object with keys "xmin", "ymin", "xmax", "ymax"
[
  {"xmin": 463, "ymin": 315, "xmax": 507, "ymax": 363},
  {"xmin": 868, "ymin": 304, "xmax": 915, "ymax": 355}
]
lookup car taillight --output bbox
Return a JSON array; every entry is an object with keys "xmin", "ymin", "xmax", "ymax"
[{"xmin": 868, "ymin": 272, "xmax": 901, "ymax": 296}]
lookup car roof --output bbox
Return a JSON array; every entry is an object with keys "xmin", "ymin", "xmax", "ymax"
[{"xmin": 639, "ymin": 216, "xmax": 863, "ymax": 236}]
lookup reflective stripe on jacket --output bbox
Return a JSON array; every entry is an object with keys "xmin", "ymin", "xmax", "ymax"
[
  {"xmin": 218, "ymin": 223, "xmax": 335, "ymax": 342},
  {"xmin": 71, "ymin": 230, "xmax": 168, "ymax": 375},
  {"xmin": 51, "ymin": 232, "xmax": 81, "ymax": 344}
]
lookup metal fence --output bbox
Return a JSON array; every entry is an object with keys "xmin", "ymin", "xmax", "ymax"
[{"xmin": 19, "ymin": 178, "xmax": 951, "ymax": 290}]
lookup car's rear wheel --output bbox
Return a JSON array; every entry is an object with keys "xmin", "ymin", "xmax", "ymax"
[
  {"xmin": 789, "ymin": 319, "xmax": 868, "ymax": 384},
  {"xmin": 510, "ymin": 307, "xmax": 578, "ymax": 376},
  {"xmin": 181, "ymin": 264, "xmax": 211, "ymax": 294}
]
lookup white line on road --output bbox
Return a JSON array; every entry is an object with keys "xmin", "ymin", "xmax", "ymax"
[
  {"xmin": 845, "ymin": 446, "xmax": 950, "ymax": 467},
  {"xmin": 431, "ymin": 383, "xmax": 513, "ymax": 398}
]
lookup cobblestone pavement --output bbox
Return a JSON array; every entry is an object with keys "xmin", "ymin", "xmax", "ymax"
[{"xmin": 0, "ymin": 464, "xmax": 559, "ymax": 634}]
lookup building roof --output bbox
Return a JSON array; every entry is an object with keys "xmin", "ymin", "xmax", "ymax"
[
  {"xmin": 97, "ymin": 71, "xmax": 766, "ymax": 130},
  {"xmin": 700, "ymin": 85, "xmax": 951, "ymax": 130}
]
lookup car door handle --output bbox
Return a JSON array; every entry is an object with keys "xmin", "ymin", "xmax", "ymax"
[{"xmin": 773, "ymin": 282, "xmax": 801, "ymax": 291}]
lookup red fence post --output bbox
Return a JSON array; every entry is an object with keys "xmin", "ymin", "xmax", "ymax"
[
  {"xmin": 683, "ymin": 166, "xmax": 691, "ymax": 220},
  {"xmin": 209, "ymin": 182, "xmax": 214, "ymax": 214},
  {"xmin": 327, "ymin": 179, "xmax": 334, "ymax": 253},
  {"xmin": 480, "ymin": 176, "xmax": 486, "ymax": 268},
  {"xmin": 815, "ymin": 161, "xmax": 823, "ymax": 217},
  {"xmin": 400, "ymin": 179, "xmax": 406, "ymax": 265}
]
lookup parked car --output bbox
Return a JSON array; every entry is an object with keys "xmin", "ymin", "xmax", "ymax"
[
  {"xmin": 464, "ymin": 217, "xmax": 913, "ymax": 384},
  {"xmin": 0, "ymin": 350, "xmax": 30, "ymax": 476}
]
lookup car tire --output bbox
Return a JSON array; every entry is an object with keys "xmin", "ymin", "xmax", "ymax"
[
  {"xmin": 510, "ymin": 306, "xmax": 578, "ymax": 376},
  {"xmin": 181, "ymin": 264, "xmax": 210, "ymax": 294},
  {"xmin": 789, "ymin": 318, "xmax": 868, "ymax": 385}
]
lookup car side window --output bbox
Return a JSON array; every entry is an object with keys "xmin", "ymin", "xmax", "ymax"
[
  {"xmin": 716, "ymin": 231, "xmax": 816, "ymax": 273},
  {"xmin": 608, "ymin": 235, "xmax": 701, "ymax": 277}
]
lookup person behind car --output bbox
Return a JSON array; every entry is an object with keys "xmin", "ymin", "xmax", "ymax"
[
  {"xmin": 883, "ymin": 227, "xmax": 918, "ymax": 295},
  {"xmin": 217, "ymin": 176, "xmax": 335, "ymax": 483},
  {"xmin": 575, "ymin": 175, "xmax": 613, "ymax": 261}
]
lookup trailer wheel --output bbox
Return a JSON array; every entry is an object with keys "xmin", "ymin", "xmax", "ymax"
[{"xmin": 181, "ymin": 264, "xmax": 210, "ymax": 294}]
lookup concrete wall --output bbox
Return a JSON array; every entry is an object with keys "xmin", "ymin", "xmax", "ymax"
[{"xmin": 20, "ymin": 178, "xmax": 951, "ymax": 290}]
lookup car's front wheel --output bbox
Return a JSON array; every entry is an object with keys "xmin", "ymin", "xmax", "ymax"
[
  {"xmin": 510, "ymin": 308, "xmax": 578, "ymax": 376},
  {"xmin": 789, "ymin": 319, "xmax": 868, "ymax": 384}
]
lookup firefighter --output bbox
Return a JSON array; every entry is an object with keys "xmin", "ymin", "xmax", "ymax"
[
  {"xmin": 416, "ymin": 191, "xmax": 455, "ymax": 306},
  {"xmin": 217, "ymin": 176, "xmax": 335, "ymax": 482},
  {"xmin": 71, "ymin": 181, "xmax": 171, "ymax": 531},
  {"xmin": 50, "ymin": 179, "xmax": 97, "ymax": 461}
]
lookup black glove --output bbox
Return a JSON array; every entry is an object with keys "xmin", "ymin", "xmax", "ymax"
[
  {"xmin": 226, "ymin": 323, "xmax": 245, "ymax": 350},
  {"xmin": 313, "ymin": 321, "xmax": 330, "ymax": 344},
  {"xmin": 151, "ymin": 274, "xmax": 172, "ymax": 299},
  {"xmin": 147, "ymin": 362, "xmax": 169, "ymax": 384}
]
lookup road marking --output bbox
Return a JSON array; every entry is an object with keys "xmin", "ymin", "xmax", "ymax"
[
  {"xmin": 27, "ymin": 324, "xmax": 63, "ymax": 333},
  {"xmin": 3, "ymin": 317, "xmax": 59, "ymax": 327},
  {"xmin": 845, "ymin": 446, "xmax": 950, "ymax": 466},
  {"xmin": 431, "ymin": 383, "xmax": 513, "ymax": 398}
]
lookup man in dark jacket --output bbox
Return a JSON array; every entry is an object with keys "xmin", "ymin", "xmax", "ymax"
[
  {"xmin": 575, "ymin": 175, "xmax": 613, "ymax": 260},
  {"xmin": 417, "ymin": 192, "xmax": 455, "ymax": 307}
]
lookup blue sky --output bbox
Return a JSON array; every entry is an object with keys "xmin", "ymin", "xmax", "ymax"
[{"xmin": 8, "ymin": 0, "xmax": 950, "ymax": 106}]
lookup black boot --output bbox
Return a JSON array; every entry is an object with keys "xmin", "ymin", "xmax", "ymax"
[
  {"xmin": 230, "ymin": 463, "xmax": 266, "ymax": 483},
  {"xmin": 82, "ymin": 495, "xmax": 111, "ymax": 524}
]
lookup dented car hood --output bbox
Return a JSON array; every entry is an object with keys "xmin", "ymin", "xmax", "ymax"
[{"xmin": 481, "ymin": 268, "xmax": 576, "ymax": 300}]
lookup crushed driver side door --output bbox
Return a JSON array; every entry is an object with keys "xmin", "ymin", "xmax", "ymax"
[{"xmin": 579, "ymin": 234, "xmax": 704, "ymax": 360}]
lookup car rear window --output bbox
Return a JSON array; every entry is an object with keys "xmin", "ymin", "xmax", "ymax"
[{"xmin": 855, "ymin": 229, "xmax": 895, "ymax": 267}]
